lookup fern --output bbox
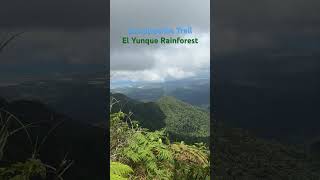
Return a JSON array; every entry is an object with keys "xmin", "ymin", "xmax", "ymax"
[
  {"xmin": 110, "ymin": 162, "xmax": 133, "ymax": 180},
  {"xmin": 110, "ymin": 109, "xmax": 210, "ymax": 180},
  {"xmin": 122, "ymin": 130, "xmax": 174, "ymax": 179},
  {"xmin": 170, "ymin": 142, "xmax": 210, "ymax": 179}
]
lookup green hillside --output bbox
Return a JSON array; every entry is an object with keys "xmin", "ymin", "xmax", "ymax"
[
  {"xmin": 156, "ymin": 96, "xmax": 209, "ymax": 141},
  {"xmin": 110, "ymin": 93, "xmax": 210, "ymax": 143},
  {"xmin": 110, "ymin": 93, "xmax": 166, "ymax": 131}
]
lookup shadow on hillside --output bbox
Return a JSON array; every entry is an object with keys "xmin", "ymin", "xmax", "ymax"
[{"xmin": 110, "ymin": 93, "xmax": 166, "ymax": 130}]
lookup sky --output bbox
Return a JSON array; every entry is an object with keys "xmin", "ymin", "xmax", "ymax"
[
  {"xmin": 214, "ymin": 0, "xmax": 320, "ymax": 54},
  {"xmin": 0, "ymin": 0, "xmax": 108, "ymax": 72},
  {"xmin": 110, "ymin": 0, "xmax": 210, "ymax": 82},
  {"xmin": 1, "ymin": 0, "xmax": 320, "ymax": 80},
  {"xmin": 212, "ymin": 0, "xmax": 320, "ymax": 87}
]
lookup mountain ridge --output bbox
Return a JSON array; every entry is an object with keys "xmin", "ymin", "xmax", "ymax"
[{"xmin": 110, "ymin": 93, "xmax": 210, "ymax": 143}]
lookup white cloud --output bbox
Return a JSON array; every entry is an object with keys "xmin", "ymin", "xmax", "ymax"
[
  {"xmin": 110, "ymin": 0, "xmax": 210, "ymax": 83},
  {"xmin": 111, "ymin": 33, "xmax": 210, "ymax": 82}
]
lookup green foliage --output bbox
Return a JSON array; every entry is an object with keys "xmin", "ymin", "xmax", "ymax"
[
  {"xmin": 122, "ymin": 130, "xmax": 174, "ymax": 179},
  {"xmin": 110, "ymin": 94, "xmax": 166, "ymax": 131},
  {"xmin": 0, "ymin": 159, "xmax": 46, "ymax": 180},
  {"xmin": 110, "ymin": 111, "xmax": 138, "ymax": 162},
  {"xmin": 110, "ymin": 110, "xmax": 210, "ymax": 180},
  {"xmin": 110, "ymin": 162, "xmax": 133, "ymax": 180},
  {"xmin": 110, "ymin": 94, "xmax": 210, "ymax": 143},
  {"xmin": 157, "ymin": 96, "xmax": 209, "ymax": 142},
  {"xmin": 170, "ymin": 142, "xmax": 210, "ymax": 180}
]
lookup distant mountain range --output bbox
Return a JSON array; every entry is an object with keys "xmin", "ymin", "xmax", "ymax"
[
  {"xmin": 0, "ymin": 77, "xmax": 106, "ymax": 124},
  {"xmin": 111, "ymin": 77, "xmax": 210, "ymax": 109}
]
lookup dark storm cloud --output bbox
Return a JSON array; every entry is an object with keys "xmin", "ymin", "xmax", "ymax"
[
  {"xmin": 0, "ymin": 0, "xmax": 108, "ymax": 28},
  {"xmin": 214, "ymin": 0, "xmax": 320, "ymax": 53}
]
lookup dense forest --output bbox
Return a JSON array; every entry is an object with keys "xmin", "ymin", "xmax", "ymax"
[
  {"xmin": 110, "ymin": 93, "xmax": 210, "ymax": 144},
  {"xmin": 213, "ymin": 123, "xmax": 320, "ymax": 179}
]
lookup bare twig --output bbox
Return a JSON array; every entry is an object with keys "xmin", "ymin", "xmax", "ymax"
[{"xmin": 0, "ymin": 32, "xmax": 24, "ymax": 54}]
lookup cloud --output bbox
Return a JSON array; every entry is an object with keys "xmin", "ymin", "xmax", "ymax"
[
  {"xmin": 111, "ymin": 49, "xmax": 155, "ymax": 71},
  {"xmin": 110, "ymin": 0, "xmax": 210, "ymax": 82},
  {"xmin": 111, "ymin": 33, "xmax": 210, "ymax": 82}
]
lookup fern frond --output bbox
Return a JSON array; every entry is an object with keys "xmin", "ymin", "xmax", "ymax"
[{"xmin": 110, "ymin": 161, "xmax": 133, "ymax": 179}]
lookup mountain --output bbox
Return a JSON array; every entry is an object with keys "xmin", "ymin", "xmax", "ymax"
[
  {"xmin": 214, "ymin": 55, "xmax": 320, "ymax": 144},
  {"xmin": 111, "ymin": 93, "xmax": 166, "ymax": 130},
  {"xmin": 214, "ymin": 123, "xmax": 320, "ymax": 179},
  {"xmin": 110, "ymin": 93, "xmax": 210, "ymax": 143},
  {"xmin": 0, "ymin": 77, "xmax": 106, "ymax": 123},
  {"xmin": 0, "ymin": 98, "xmax": 106, "ymax": 179},
  {"xmin": 157, "ymin": 96, "xmax": 209, "ymax": 141}
]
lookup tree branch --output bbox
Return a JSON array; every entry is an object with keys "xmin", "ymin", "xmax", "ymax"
[{"xmin": 0, "ymin": 32, "xmax": 24, "ymax": 54}]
